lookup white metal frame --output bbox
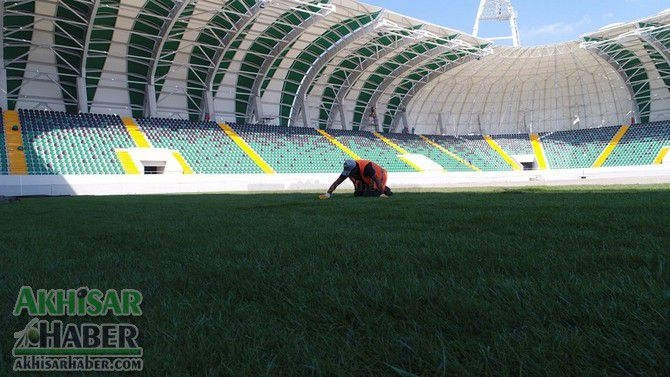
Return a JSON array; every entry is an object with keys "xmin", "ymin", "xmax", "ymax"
[{"xmin": 473, "ymin": 0, "xmax": 521, "ymax": 47}]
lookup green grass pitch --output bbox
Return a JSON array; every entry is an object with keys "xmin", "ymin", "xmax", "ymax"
[{"xmin": 1, "ymin": 186, "xmax": 669, "ymax": 375}]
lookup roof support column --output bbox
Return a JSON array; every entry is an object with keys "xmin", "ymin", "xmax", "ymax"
[
  {"xmin": 201, "ymin": 90, "xmax": 214, "ymax": 121},
  {"xmin": 396, "ymin": 110, "xmax": 409, "ymax": 133},
  {"xmin": 303, "ymin": 99, "xmax": 310, "ymax": 128},
  {"xmin": 292, "ymin": 94, "xmax": 310, "ymax": 127},
  {"xmin": 327, "ymin": 102, "xmax": 347, "ymax": 129},
  {"xmin": 252, "ymin": 95, "xmax": 264, "ymax": 123},
  {"xmin": 437, "ymin": 113, "xmax": 444, "ymax": 135},
  {"xmin": 76, "ymin": 76, "xmax": 88, "ymax": 113},
  {"xmin": 247, "ymin": 94, "xmax": 265, "ymax": 123},
  {"xmin": 338, "ymin": 103, "xmax": 347, "ymax": 130},
  {"xmin": 78, "ymin": 0, "xmax": 100, "ymax": 114},
  {"xmin": 144, "ymin": 84, "xmax": 157, "ymax": 118}
]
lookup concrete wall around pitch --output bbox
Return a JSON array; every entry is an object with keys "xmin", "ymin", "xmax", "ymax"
[{"xmin": 1, "ymin": 165, "xmax": 670, "ymax": 196}]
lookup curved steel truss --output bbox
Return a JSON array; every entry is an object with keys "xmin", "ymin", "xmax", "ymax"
[{"xmin": 1, "ymin": 1, "xmax": 668, "ymax": 134}]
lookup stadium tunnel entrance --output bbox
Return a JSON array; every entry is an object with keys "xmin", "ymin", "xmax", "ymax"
[
  {"xmin": 512, "ymin": 154, "xmax": 539, "ymax": 170},
  {"xmin": 116, "ymin": 148, "xmax": 191, "ymax": 175},
  {"xmin": 141, "ymin": 161, "xmax": 166, "ymax": 175}
]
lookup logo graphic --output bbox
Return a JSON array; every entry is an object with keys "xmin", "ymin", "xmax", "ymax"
[{"xmin": 12, "ymin": 286, "xmax": 143, "ymax": 372}]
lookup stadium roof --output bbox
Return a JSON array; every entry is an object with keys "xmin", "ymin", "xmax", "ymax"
[{"xmin": 1, "ymin": 1, "xmax": 669, "ymax": 133}]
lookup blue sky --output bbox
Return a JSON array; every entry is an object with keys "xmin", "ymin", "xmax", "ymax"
[{"xmin": 361, "ymin": 0, "xmax": 669, "ymax": 46}]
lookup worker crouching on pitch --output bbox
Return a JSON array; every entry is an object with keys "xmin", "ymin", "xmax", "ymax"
[{"xmin": 320, "ymin": 159, "xmax": 394, "ymax": 199}]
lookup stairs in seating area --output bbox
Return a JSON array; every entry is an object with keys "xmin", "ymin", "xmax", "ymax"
[
  {"xmin": 3, "ymin": 110, "xmax": 28, "ymax": 175},
  {"xmin": 122, "ymin": 117, "xmax": 152, "ymax": 148}
]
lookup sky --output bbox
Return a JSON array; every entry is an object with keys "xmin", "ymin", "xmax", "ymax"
[{"xmin": 361, "ymin": 0, "xmax": 669, "ymax": 46}]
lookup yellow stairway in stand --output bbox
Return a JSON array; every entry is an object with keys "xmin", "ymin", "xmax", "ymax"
[
  {"xmin": 372, "ymin": 132, "xmax": 423, "ymax": 172},
  {"xmin": 172, "ymin": 151, "xmax": 193, "ymax": 174},
  {"xmin": 219, "ymin": 123, "xmax": 275, "ymax": 174},
  {"xmin": 483, "ymin": 135, "xmax": 522, "ymax": 171},
  {"xmin": 419, "ymin": 135, "xmax": 480, "ymax": 171},
  {"xmin": 316, "ymin": 129, "xmax": 360, "ymax": 160},
  {"xmin": 653, "ymin": 147, "xmax": 670, "ymax": 165},
  {"xmin": 3, "ymin": 110, "xmax": 28, "ymax": 174},
  {"xmin": 592, "ymin": 125, "xmax": 629, "ymax": 168},
  {"xmin": 529, "ymin": 133, "xmax": 549, "ymax": 170},
  {"xmin": 122, "ymin": 117, "xmax": 152, "ymax": 148},
  {"xmin": 115, "ymin": 150, "xmax": 140, "ymax": 174}
]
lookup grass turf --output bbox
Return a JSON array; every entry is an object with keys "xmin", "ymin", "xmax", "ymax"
[{"xmin": 1, "ymin": 187, "xmax": 669, "ymax": 375}]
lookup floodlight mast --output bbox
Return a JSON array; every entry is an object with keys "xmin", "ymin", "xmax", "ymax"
[{"xmin": 473, "ymin": 0, "xmax": 521, "ymax": 47}]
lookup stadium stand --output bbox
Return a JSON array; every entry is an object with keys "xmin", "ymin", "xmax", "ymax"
[
  {"xmin": 385, "ymin": 133, "xmax": 473, "ymax": 171},
  {"xmin": 325, "ymin": 129, "xmax": 415, "ymax": 172},
  {"xmin": 19, "ymin": 110, "xmax": 135, "ymax": 175},
  {"xmin": 229, "ymin": 123, "xmax": 350, "ymax": 174},
  {"xmin": 136, "ymin": 118, "xmax": 263, "ymax": 174},
  {"xmin": 427, "ymin": 135, "xmax": 511, "ymax": 171},
  {"xmin": 540, "ymin": 125, "xmax": 620, "ymax": 169},
  {"xmin": 0, "ymin": 111, "xmax": 8, "ymax": 175},
  {"xmin": 4, "ymin": 108, "xmax": 670, "ymax": 177},
  {"xmin": 603, "ymin": 121, "xmax": 670, "ymax": 167}
]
